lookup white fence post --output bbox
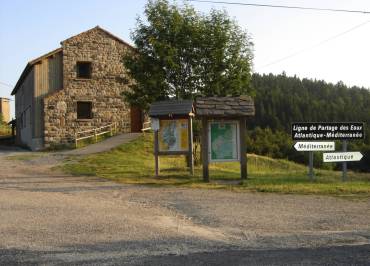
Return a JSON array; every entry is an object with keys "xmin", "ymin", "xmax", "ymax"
[{"xmin": 74, "ymin": 123, "xmax": 115, "ymax": 148}]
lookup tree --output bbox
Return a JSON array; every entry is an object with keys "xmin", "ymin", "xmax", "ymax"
[{"xmin": 123, "ymin": 0, "xmax": 254, "ymax": 109}]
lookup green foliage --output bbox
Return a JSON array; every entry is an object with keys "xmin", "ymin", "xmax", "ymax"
[
  {"xmin": 0, "ymin": 114, "xmax": 11, "ymax": 136},
  {"xmin": 246, "ymin": 127, "xmax": 334, "ymax": 170},
  {"xmin": 246, "ymin": 127, "xmax": 293, "ymax": 159},
  {"xmin": 249, "ymin": 73, "xmax": 370, "ymax": 172},
  {"xmin": 123, "ymin": 0, "xmax": 254, "ymax": 109}
]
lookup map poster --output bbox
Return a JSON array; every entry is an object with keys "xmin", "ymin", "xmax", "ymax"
[
  {"xmin": 209, "ymin": 121, "xmax": 239, "ymax": 162},
  {"xmin": 159, "ymin": 119, "xmax": 189, "ymax": 152}
]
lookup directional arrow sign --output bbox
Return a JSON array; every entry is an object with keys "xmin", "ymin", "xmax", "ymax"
[
  {"xmin": 294, "ymin": 141, "xmax": 335, "ymax": 151},
  {"xmin": 323, "ymin": 152, "xmax": 363, "ymax": 162}
]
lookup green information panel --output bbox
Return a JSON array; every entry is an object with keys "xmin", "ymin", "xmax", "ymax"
[{"xmin": 209, "ymin": 121, "xmax": 239, "ymax": 162}]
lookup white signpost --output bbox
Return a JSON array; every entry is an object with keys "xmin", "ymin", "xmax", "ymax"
[
  {"xmin": 293, "ymin": 141, "xmax": 336, "ymax": 181},
  {"xmin": 323, "ymin": 152, "xmax": 363, "ymax": 163},
  {"xmin": 294, "ymin": 142, "xmax": 335, "ymax": 152},
  {"xmin": 292, "ymin": 122, "xmax": 365, "ymax": 182}
]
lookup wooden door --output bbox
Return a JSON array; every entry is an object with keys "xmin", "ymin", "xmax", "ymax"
[{"xmin": 130, "ymin": 106, "xmax": 143, "ymax": 132}]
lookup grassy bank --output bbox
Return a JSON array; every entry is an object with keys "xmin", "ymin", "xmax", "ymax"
[
  {"xmin": 75, "ymin": 132, "xmax": 112, "ymax": 149},
  {"xmin": 62, "ymin": 133, "xmax": 370, "ymax": 197}
]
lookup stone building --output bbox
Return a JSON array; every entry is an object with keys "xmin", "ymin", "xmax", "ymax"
[
  {"xmin": 0, "ymin": 97, "xmax": 10, "ymax": 123},
  {"xmin": 11, "ymin": 26, "xmax": 143, "ymax": 150}
]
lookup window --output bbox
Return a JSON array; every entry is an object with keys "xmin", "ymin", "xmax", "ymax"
[
  {"xmin": 76, "ymin": 62, "xmax": 92, "ymax": 79},
  {"xmin": 77, "ymin": 101, "xmax": 93, "ymax": 119}
]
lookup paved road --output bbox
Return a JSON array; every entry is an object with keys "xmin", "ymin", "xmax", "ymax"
[
  {"xmin": 0, "ymin": 153, "xmax": 369, "ymax": 265},
  {"xmin": 1, "ymin": 244, "xmax": 369, "ymax": 265},
  {"xmin": 132, "ymin": 245, "xmax": 370, "ymax": 266}
]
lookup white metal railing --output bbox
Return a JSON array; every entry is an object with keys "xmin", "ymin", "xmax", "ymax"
[
  {"xmin": 142, "ymin": 120, "xmax": 151, "ymax": 132},
  {"xmin": 74, "ymin": 123, "xmax": 117, "ymax": 148}
]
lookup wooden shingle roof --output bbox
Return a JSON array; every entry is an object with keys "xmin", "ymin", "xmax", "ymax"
[
  {"xmin": 149, "ymin": 100, "xmax": 194, "ymax": 118},
  {"xmin": 195, "ymin": 96, "xmax": 255, "ymax": 117}
]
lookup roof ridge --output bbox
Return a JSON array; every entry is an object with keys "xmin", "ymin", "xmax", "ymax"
[
  {"xmin": 12, "ymin": 26, "xmax": 135, "ymax": 95},
  {"xmin": 28, "ymin": 47, "xmax": 62, "ymax": 65},
  {"xmin": 61, "ymin": 25, "xmax": 135, "ymax": 50}
]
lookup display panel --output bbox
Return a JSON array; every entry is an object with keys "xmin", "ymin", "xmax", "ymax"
[
  {"xmin": 159, "ymin": 119, "xmax": 189, "ymax": 152},
  {"xmin": 209, "ymin": 121, "xmax": 239, "ymax": 162}
]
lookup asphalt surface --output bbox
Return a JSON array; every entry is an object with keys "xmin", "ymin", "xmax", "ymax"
[
  {"xmin": 1, "ymin": 245, "xmax": 369, "ymax": 265},
  {"xmin": 0, "ymin": 152, "xmax": 369, "ymax": 265}
]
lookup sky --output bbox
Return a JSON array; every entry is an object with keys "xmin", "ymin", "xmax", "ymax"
[{"xmin": 1, "ymin": 0, "xmax": 370, "ymax": 118}]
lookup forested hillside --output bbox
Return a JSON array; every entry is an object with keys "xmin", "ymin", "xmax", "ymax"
[{"xmin": 246, "ymin": 73, "xmax": 370, "ymax": 172}]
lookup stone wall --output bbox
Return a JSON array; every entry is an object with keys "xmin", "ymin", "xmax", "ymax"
[{"xmin": 43, "ymin": 27, "xmax": 133, "ymax": 148}]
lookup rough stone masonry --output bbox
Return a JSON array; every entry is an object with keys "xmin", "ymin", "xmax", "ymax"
[{"xmin": 43, "ymin": 27, "xmax": 134, "ymax": 147}]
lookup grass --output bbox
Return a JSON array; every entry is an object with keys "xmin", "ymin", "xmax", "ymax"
[
  {"xmin": 75, "ymin": 132, "xmax": 113, "ymax": 149},
  {"xmin": 61, "ymin": 133, "xmax": 370, "ymax": 198},
  {"xmin": 6, "ymin": 153, "xmax": 46, "ymax": 161},
  {"xmin": 43, "ymin": 131, "xmax": 114, "ymax": 151}
]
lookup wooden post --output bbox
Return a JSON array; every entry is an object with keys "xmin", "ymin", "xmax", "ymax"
[
  {"xmin": 94, "ymin": 129, "xmax": 98, "ymax": 143},
  {"xmin": 239, "ymin": 117, "xmax": 247, "ymax": 180},
  {"xmin": 308, "ymin": 151, "xmax": 314, "ymax": 181},
  {"xmin": 201, "ymin": 118, "xmax": 209, "ymax": 182},
  {"xmin": 75, "ymin": 133, "xmax": 78, "ymax": 148},
  {"xmin": 342, "ymin": 140, "xmax": 348, "ymax": 182},
  {"xmin": 188, "ymin": 117, "xmax": 194, "ymax": 175},
  {"xmin": 11, "ymin": 123, "xmax": 15, "ymax": 137},
  {"xmin": 154, "ymin": 130, "xmax": 160, "ymax": 177}
]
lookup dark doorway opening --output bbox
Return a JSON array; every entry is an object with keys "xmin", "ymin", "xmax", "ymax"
[{"xmin": 130, "ymin": 106, "xmax": 143, "ymax": 133}]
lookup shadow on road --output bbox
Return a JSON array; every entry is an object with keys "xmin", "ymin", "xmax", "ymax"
[{"xmin": 1, "ymin": 241, "xmax": 369, "ymax": 265}]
